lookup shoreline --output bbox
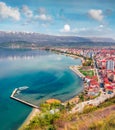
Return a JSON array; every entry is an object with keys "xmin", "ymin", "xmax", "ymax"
[
  {"xmin": 65, "ymin": 54, "xmax": 84, "ymax": 62},
  {"xmin": 19, "ymin": 52, "xmax": 84, "ymax": 129},
  {"xmin": 60, "ymin": 52, "xmax": 85, "ymax": 104},
  {"xmin": 19, "ymin": 108, "xmax": 40, "ymax": 130},
  {"xmin": 53, "ymin": 50, "xmax": 84, "ymax": 63},
  {"xmin": 69, "ymin": 65, "xmax": 85, "ymax": 79}
]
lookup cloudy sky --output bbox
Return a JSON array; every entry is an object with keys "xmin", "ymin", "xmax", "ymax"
[{"xmin": 0, "ymin": 0, "xmax": 115, "ymax": 38}]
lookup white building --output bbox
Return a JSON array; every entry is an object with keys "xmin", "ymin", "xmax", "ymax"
[{"xmin": 106, "ymin": 60, "xmax": 115, "ymax": 71}]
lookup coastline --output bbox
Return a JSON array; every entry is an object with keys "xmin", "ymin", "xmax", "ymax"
[
  {"xmin": 19, "ymin": 52, "xmax": 84, "ymax": 129},
  {"xmin": 65, "ymin": 66, "xmax": 85, "ymax": 104},
  {"xmin": 50, "ymin": 50, "xmax": 84, "ymax": 62},
  {"xmin": 19, "ymin": 108, "xmax": 40, "ymax": 130},
  {"xmin": 65, "ymin": 54, "xmax": 84, "ymax": 62},
  {"xmin": 69, "ymin": 65, "xmax": 85, "ymax": 79}
]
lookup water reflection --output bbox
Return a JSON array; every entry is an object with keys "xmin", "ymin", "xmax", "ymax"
[{"xmin": 0, "ymin": 49, "xmax": 51, "ymax": 60}]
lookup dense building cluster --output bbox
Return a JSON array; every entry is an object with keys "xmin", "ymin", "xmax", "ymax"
[
  {"xmin": 49, "ymin": 48, "xmax": 115, "ymax": 97},
  {"xmin": 95, "ymin": 49, "xmax": 115, "ymax": 94}
]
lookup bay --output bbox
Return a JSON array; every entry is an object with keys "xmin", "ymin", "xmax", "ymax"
[{"xmin": 0, "ymin": 48, "xmax": 83, "ymax": 130}]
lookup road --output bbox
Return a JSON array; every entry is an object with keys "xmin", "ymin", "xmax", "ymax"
[{"xmin": 71, "ymin": 92, "xmax": 115, "ymax": 113}]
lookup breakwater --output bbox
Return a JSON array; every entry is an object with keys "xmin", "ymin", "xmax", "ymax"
[{"xmin": 10, "ymin": 88, "xmax": 39, "ymax": 109}]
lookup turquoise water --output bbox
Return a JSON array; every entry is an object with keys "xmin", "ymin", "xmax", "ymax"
[{"xmin": 0, "ymin": 49, "xmax": 83, "ymax": 130}]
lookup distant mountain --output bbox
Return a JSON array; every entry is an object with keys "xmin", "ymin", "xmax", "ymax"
[{"xmin": 0, "ymin": 31, "xmax": 115, "ymax": 47}]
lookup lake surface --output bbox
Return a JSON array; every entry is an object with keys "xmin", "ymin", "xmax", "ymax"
[{"xmin": 0, "ymin": 48, "xmax": 83, "ymax": 130}]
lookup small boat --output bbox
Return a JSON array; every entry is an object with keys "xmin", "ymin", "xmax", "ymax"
[
  {"xmin": 16, "ymin": 90, "xmax": 21, "ymax": 94},
  {"xmin": 18, "ymin": 86, "xmax": 29, "ymax": 90}
]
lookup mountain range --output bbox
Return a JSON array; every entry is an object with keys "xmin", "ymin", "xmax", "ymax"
[{"xmin": 0, "ymin": 31, "xmax": 115, "ymax": 47}]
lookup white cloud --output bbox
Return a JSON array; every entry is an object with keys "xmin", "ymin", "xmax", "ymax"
[
  {"xmin": 99, "ymin": 24, "xmax": 104, "ymax": 28},
  {"xmin": 88, "ymin": 9, "xmax": 104, "ymax": 21},
  {"xmin": 21, "ymin": 6, "xmax": 52, "ymax": 25},
  {"xmin": 35, "ymin": 14, "xmax": 52, "ymax": 21},
  {"xmin": 60, "ymin": 24, "xmax": 71, "ymax": 32},
  {"xmin": 0, "ymin": 2, "xmax": 20, "ymax": 21},
  {"xmin": 64, "ymin": 24, "xmax": 70, "ymax": 32},
  {"xmin": 35, "ymin": 7, "xmax": 52, "ymax": 22},
  {"xmin": 22, "ymin": 5, "xmax": 33, "ymax": 18},
  {"xmin": 59, "ymin": 25, "xmax": 113, "ymax": 37}
]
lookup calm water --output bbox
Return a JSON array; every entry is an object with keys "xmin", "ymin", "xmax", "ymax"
[{"xmin": 0, "ymin": 48, "xmax": 83, "ymax": 130}]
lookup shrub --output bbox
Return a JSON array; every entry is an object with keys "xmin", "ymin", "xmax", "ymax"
[{"xmin": 82, "ymin": 105, "xmax": 97, "ymax": 114}]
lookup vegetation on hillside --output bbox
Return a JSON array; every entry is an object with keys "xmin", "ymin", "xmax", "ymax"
[
  {"xmin": 23, "ymin": 97, "xmax": 115, "ymax": 130},
  {"xmin": 23, "ymin": 101, "xmax": 74, "ymax": 130}
]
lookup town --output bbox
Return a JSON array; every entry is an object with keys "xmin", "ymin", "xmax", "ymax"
[{"xmin": 45, "ymin": 47, "xmax": 115, "ymax": 105}]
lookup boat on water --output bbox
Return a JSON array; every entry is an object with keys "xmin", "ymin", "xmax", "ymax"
[
  {"xmin": 18, "ymin": 86, "xmax": 29, "ymax": 91},
  {"xmin": 16, "ymin": 90, "xmax": 21, "ymax": 94}
]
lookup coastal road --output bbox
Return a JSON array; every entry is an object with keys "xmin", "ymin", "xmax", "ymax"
[{"xmin": 71, "ymin": 92, "xmax": 115, "ymax": 113}]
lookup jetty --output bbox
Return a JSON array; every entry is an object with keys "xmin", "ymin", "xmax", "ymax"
[{"xmin": 10, "ymin": 88, "xmax": 39, "ymax": 109}]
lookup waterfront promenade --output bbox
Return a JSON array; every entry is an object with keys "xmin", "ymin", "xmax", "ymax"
[{"xmin": 69, "ymin": 65, "xmax": 85, "ymax": 78}]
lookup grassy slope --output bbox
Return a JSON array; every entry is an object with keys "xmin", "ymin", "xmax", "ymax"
[
  {"xmin": 23, "ymin": 98, "xmax": 115, "ymax": 130},
  {"xmin": 57, "ymin": 97, "xmax": 115, "ymax": 130},
  {"xmin": 62, "ymin": 105, "xmax": 115, "ymax": 130}
]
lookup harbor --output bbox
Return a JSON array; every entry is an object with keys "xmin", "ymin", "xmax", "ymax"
[{"xmin": 10, "ymin": 88, "xmax": 39, "ymax": 109}]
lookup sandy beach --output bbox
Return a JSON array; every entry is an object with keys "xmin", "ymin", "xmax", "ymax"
[{"xmin": 19, "ymin": 108, "xmax": 40, "ymax": 130}]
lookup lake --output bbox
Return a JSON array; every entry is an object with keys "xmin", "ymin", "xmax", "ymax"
[{"xmin": 0, "ymin": 48, "xmax": 83, "ymax": 130}]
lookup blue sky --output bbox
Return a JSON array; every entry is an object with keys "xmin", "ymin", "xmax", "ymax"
[{"xmin": 0, "ymin": 0, "xmax": 115, "ymax": 38}]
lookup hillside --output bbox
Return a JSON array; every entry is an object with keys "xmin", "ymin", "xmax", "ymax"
[
  {"xmin": 22, "ymin": 97, "xmax": 115, "ymax": 130},
  {"xmin": 60, "ymin": 105, "xmax": 115, "ymax": 130}
]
